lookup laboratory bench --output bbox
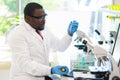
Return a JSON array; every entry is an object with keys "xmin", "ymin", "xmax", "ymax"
[{"xmin": 61, "ymin": 77, "xmax": 73, "ymax": 80}]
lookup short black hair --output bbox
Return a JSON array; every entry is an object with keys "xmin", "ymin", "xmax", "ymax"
[{"xmin": 24, "ymin": 2, "xmax": 43, "ymax": 18}]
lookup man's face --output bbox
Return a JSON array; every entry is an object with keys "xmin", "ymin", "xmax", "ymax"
[{"xmin": 28, "ymin": 8, "xmax": 46, "ymax": 30}]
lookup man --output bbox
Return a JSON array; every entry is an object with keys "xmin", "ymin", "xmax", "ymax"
[{"xmin": 8, "ymin": 2, "xmax": 78, "ymax": 80}]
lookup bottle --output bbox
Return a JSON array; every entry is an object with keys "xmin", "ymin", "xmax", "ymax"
[
  {"xmin": 81, "ymin": 56, "xmax": 86, "ymax": 69},
  {"xmin": 81, "ymin": 52, "xmax": 86, "ymax": 69}
]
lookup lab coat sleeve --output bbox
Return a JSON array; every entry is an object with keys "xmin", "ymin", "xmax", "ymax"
[
  {"xmin": 8, "ymin": 30, "xmax": 51, "ymax": 76},
  {"xmin": 48, "ymin": 31, "xmax": 72, "ymax": 52}
]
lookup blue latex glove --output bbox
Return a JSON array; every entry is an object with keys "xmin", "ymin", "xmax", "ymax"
[
  {"xmin": 65, "ymin": 71, "xmax": 73, "ymax": 77},
  {"xmin": 68, "ymin": 20, "xmax": 79, "ymax": 36},
  {"xmin": 51, "ymin": 65, "xmax": 69, "ymax": 76}
]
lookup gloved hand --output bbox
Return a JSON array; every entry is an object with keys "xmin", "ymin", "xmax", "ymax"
[
  {"xmin": 51, "ymin": 65, "xmax": 69, "ymax": 76},
  {"xmin": 65, "ymin": 71, "xmax": 73, "ymax": 77},
  {"xmin": 68, "ymin": 20, "xmax": 79, "ymax": 36}
]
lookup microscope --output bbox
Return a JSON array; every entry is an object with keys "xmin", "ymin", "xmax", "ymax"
[{"xmin": 73, "ymin": 30, "xmax": 120, "ymax": 80}]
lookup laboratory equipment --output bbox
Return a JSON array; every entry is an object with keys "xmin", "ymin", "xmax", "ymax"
[
  {"xmin": 71, "ymin": 30, "xmax": 120, "ymax": 80},
  {"xmin": 70, "ymin": 39, "xmax": 95, "ymax": 71},
  {"xmin": 94, "ymin": 29, "xmax": 115, "ymax": 53}
]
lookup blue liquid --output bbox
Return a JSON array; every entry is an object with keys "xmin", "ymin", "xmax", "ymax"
[{"xmin": 81, "ymin": 57, "xmax": 86, "ymax": 69}]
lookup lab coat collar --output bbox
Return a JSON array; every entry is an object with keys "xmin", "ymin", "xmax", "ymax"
[
  {"xmin": 21, "ymin": 20, "xmax": 35, "ymax": 31},
  {"xmin": 22, "ymin": 20, "xmax": 44, "ymax": 41}
]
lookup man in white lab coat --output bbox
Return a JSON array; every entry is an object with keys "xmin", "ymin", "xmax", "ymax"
[{"xmin": 8, "ymin": 2, "xmax": 78, "ymax": 80}]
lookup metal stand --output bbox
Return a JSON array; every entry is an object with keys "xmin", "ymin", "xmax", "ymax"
[{"xmin": 111, "ymin": 23, "xmax": 120, "ymax": 55}]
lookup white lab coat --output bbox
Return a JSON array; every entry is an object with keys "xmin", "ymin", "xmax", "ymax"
[{"xmin": 7, "ymin": 20, "xmax": 72, "ymax": 80}]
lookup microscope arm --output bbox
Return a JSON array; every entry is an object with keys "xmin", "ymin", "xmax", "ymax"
[
  {"xmin": 76, "ymin": 30, "xmax": 92, "ymax": 43},
  {"xmin": 76, "ymin": 30, "xmax": 94, "ymax": 52}
]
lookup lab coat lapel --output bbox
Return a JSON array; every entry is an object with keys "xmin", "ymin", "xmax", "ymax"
[
  {"xmin": 23, "ymin": 21, "xmax": 43, "ymax": 41},
  {"xmin": 30, "ymin": 30, "xmax": 43, "ymax": 41}
]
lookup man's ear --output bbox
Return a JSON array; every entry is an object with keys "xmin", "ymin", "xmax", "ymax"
[{"xmin": 25, "ymin": 15, "xmax": 31, "ymax": 22}]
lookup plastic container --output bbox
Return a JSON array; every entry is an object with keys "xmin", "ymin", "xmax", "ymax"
[{"xmin": 70, "ymin": 50, "xmax": 95, "ymax": 71}]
